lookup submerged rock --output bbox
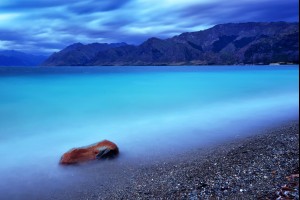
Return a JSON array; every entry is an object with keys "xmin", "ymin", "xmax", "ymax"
[{"xmin": 60, "ymin": 140, "xmax": 119, "ymax": 165}]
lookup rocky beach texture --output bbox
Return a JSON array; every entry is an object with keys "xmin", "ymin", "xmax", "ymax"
[
  {"xmin": 8, "ymin": 121, "xmax": 298, "ymax": 200},
  {"xmin": 126, "ymin": 122, "xmax": 299, "ymax": 199}
]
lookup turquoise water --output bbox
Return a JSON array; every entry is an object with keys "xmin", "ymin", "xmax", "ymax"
[{"xmin": 0, "ymin": 66, "xmax": 299, "ymax": 197}]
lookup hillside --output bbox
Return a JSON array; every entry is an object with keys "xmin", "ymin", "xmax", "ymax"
[
  {"xmin": 0, "ymin": 50, "xmax": 47, "ymax": 66},
  {"xmin": 43, "ymin": 22, "xmax": 299, "ymax": 66},
  {"xmin": 43, "ymin": 43, "xmax": 127, "ymax": 66}
]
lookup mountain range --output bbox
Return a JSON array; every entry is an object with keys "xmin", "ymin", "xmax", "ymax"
[
  {"xmin": 15, "ymin": 22, "xmax": 300, "ymax": 66},
  {"xmin": 0, "ymin": 50, "xmax": 47, "ymax": 66},
  {"xmin": 42, "ymin": 42, "xmax": 127, "ymax": 66},
  {"xmin": 43, "ymin": 22, "xmax": 299, "ymax": 66}
]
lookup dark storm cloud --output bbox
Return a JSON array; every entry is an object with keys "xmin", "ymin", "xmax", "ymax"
[
  {"xmin": 0, "ymin": 29, "xmax": 26, "ymax": 41},
  {"xmin": 102, "ymin": 18, "xmax": 135, "ymax": 29},
  {"xmin": 180, "ymin": 0, "xmax": 299, "ymax": 25},
  {"xmin": 0, "ymin": 0, "xmax": 298, "ymax": 54},
  {"xmin": 68, "ymin": 0, "xmax": 132, "ymax": 14},
  {"xmin": 0, "ymin": 0, "xmax": 76, "ymax": 11}
]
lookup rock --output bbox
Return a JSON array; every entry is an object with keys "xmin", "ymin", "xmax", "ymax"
[{"xmin": 60, "ymin": 140, "xmax": 119, "ymax": 165}]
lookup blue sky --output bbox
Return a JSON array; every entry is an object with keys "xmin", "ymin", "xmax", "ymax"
[{"xmin": 0, "ymin": 0, "xmax": 298, "ymax": 55}]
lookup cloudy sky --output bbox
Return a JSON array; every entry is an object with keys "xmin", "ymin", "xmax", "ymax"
[{"xmin": 0, "ymin": 0, "xmax": 298, "ymax": 55}]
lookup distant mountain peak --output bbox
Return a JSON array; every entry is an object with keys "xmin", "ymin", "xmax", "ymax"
[
  {"xmin": 43, "ymin": 42, "xmax": 128, "ymax": 66},
  {"xmin": 63, "ymin": 43, "xmax": 84, "ymax": 51},
  {"xmin": 0, "ymin": 50, "xmax": 47, "ymax": 66},
  {"xmin": 147, "ymin": 37, "xmax": 162, "ymax": 42}
]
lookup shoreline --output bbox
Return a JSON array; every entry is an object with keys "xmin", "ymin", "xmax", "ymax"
[
  {"xmin": 45, "ymin": 120, "xmax": 299, "ymax": 200},
  {"xmin": 126, "ymin": 121, "xmax": 299, "ymax": 199},
  {"xmin": 1, "ymin": 64, "xmax": 299, "ymax": 68},
  {"xmin": 1, "ymin": 121, "xmax": 298, "ymax": 199}
]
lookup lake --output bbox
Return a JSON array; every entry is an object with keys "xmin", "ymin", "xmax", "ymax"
[{"xmin": 0, "ymin": 65, "xmax": 298, "ymax": 198}]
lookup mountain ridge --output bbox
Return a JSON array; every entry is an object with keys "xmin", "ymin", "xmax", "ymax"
[
  {"xmin": 0, "ymin": 50, "xmax": 47, "ymax": 66},
  {"xmin": 42, "ymin": 22, "xmax": 299, "ymax": 66},
  {"xmin": 43, "ymin": 42, "xmax": 128, "ymax": 66}
]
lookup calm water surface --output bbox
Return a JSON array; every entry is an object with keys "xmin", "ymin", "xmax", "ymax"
[{"xmin": 0, "ymin": 65, "xmax": 298, "ymax": 198}]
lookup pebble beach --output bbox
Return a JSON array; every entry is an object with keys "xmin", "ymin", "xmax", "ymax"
[{"xmin": 36, "ymin": 121, "xmax": 299, "ymax": 200}]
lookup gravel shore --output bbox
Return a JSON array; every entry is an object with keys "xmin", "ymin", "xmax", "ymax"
[
  {"xmin": 22, "ymin": 121, "xmax": 299, "ymax": 200},
  {"xmin": 112, "ymin": 121, "xmax": 299, "ymax": 199}
]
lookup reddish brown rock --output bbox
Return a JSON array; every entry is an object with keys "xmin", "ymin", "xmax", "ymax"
[{"xmin": 60, "ymin": 140, "xmax": 119, "ymax": 165}]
